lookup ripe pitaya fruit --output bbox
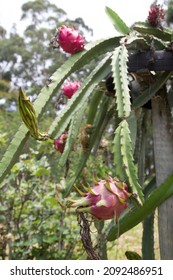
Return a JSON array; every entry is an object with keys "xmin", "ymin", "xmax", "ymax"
[
  {"xmin": 54, "ymin": 131, "xmax": 68, "ymax": 153},
  {"xmin": 68, "ymin": 177, "xmax": 131, "ymax": 220},
  {"xmin": 148, "ymin": 4, "xmax": 165, "ymax": 27},
  {"xmin": 61, "ymin": 80, "xmax": 81, "ymax": 99},
  {"xmin": 58, "ymin": 25, "xmax": 85, "ymax": 54}
]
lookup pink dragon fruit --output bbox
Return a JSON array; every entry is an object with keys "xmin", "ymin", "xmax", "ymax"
[
  {"xmin": 61, "ymin": 80, "xmax": 81, "ymax": 99},
  {"xmin": 68, "ymin": 177, "xmax": 131, "ymax": 220},
  {"xmin": 148, "ymin": 4, "xmax": 165, "ymax": 27},
  {"xmin": 58, "ymin": 25, "xmax": 85, "ymax": 54},
  {"xmin": 54, "ymin": 131, "xmax": 68, "ymax": 153}
]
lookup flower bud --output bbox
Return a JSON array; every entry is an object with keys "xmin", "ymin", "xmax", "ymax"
[{"xmin": 18, "ymin": 87, "xmax": 39, "ymax": 138}]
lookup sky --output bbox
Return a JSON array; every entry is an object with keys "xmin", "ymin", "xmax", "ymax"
[{"xmin": 0, "ymin": 0, "xmax": 161, "ymax": 39}]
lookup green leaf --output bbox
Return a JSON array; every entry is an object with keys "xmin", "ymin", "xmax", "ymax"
[
  {"xmin": 105, "ymin": 6, "xmax": 130, "ymax": 35},
  {"xmin": 107, "ymin": 172, "xmax": 173, "ymax": 241},
  {"xmin": 133, "ymin": 71, "xmax": 172, "ymax": 108},
  {"xmin": 114, "ymin": 120, "xmax": 144, "ymax": 203},
  {"xmin": 111, "ymin": 45, "xmax": 131, "ymax": 118},
  {"xmin": 43, "ymin": 235, "xmax": 58, "ymax": 244}
]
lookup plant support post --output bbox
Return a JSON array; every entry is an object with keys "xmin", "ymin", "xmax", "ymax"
[{"xmin": 152, "ymin": 88, "xmax": 173, "ymax": 259}]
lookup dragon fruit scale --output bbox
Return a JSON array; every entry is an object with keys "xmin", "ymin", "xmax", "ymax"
[
  {"xmin": 69, "ymin": 177, "xmax": 131, "ymax": 220},
  {"xmin": 58, "ymin": 25, "xmax": 85, "ymax": 54},
  {"xmin": 54, "ymin": 131, "xmax": 68, "ymax": 153},
  {"xmin": 61, "ymin": 80, "xmax": 81, "ymax": 99}
]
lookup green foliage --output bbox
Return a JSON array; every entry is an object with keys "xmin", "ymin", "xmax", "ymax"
[{"xmin": 0, "ymin": 150, "xmax": 82, "ymax": 259}]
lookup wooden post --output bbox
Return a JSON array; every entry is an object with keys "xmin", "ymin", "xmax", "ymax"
[{"xmin": 152, "ymin": 89, "xmax": 173, "ymax": 259}]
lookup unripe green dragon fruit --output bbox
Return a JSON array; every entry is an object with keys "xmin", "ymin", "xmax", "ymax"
[{"xmin": 68, "ymin": 177, "xmax": 131, "ymax": 220}]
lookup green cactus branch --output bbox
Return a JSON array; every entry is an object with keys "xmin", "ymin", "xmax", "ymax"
[
  {"xmin": 114, "ymin": 120, "xmax": 144, "ymax": 203},
  {"xmin": 92, "ymin": 103, "xmax": 116, "ymax": 155},
  {"xmin": 142, "ymin": 213, "xmax": 155, "ymax": 260},
  {"xmin": 105, "ymin": 6, "xmax": 130, "ymax": 35},
  {"xmin": 113, "ymin": 121, "xmax": 127, "ymax": 181},
  {"xmin": 0, "ymin": 125, "xmax": 29, "ymax": 185},
  {"xmin": 111, "ymin": 45, "xmax": 131, "ymax": 118}
]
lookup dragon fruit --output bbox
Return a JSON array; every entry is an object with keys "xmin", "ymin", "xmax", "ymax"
[
  {"xmin": 61, "ymin": 80, "xmax": 81, "ymax": 99},
  {"xmin": 54, "ymin": 131, "xmax": 68, "ymax": 153},
  {"xmin": 68, "ymin": 177, "xmax": 131, "ymax": 220},
  {"xmin": 148, "ymin": 4, "xmax": 165, "ymax": 27},
  {"xmin": 58, "ymin": 25, "xmax": 85, "ymax": 54}
]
